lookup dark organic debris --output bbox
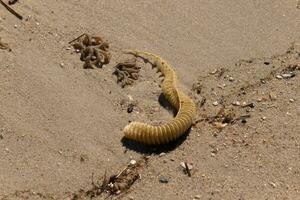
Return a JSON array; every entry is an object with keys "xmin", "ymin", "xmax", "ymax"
[
  {"xmin": 113, "ymin": 58, "xmax": 141, "ymax": 87},
  {"xmin": 70, "ymin": 33, "xmax": 111, "ymax": 69},
  {"xmin": 0, "ymin": 0, "xmax": 23, "ymax": 20},
  {"xmin": 67, "ymin": 157, "xmax": 147, "ymax": 200},
  {"xmin": 8, "ymin": 0, "xmax": 18, "ymax": 5}
]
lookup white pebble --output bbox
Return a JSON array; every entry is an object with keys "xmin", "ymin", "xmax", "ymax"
[
  {"xmin": 129, "ymin": 159, "xmax": 136, "ymax": 165},
  {"xmin": 276, "ymin": 75, "xmax": 282, "ymax": 79},
  {"xmin": 213, "ymin": 101, "xmax": 218, "ymax": 106}
]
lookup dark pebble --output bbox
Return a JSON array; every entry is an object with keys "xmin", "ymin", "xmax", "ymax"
[{"xmin": 159, "ymin": 176, "xmax": 169, "ymax": 183}]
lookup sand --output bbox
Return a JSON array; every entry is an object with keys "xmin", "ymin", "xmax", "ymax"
[{"xmin": 0, "ymin": 0, "xmax": 299, "ymax": 199}]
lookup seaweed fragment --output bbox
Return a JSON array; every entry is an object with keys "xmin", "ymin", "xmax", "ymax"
[
  {"xmin": 70, "ymin": 33, "xmax": 111, "ymax": 69},
  {"xmin": 113, "ymin": 58, "xmax": 141, "ymax": 87}
]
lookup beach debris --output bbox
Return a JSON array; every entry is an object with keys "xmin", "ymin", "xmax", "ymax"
[
  {"xmin": 70, "ymin": 33, "xmax": 111, "ymax": 69},
  {"xmin": 289, "ymin": 98, "xmax": 295, "ymax": 103},
  {"xmin": 241, "ymin": 102, "xmax": 255, "ymax": 108},
  {"xmin": 159, "ymin": 176, "xmax": 169, "ymax": 183},
  {"xmin": 192, "ymin": 81, "xmax": 202, "ymax": 94},
  {"xmin": 214, "ymin": 121, "xmax": 228, "ymax": 129},
  {"xmin": 0, "ymin": 0, "xmax": 23, "ymax": 20},
  {"xmin": 232, "ymin": 101, "xmax": 241, "ymax": 106},
  {"xmin": 180, "ymin": 162, "xmax": 193, "ymax": 177},
  {"xmin": 113, "ymin": 58, "xmax": 141, "ymax": 88},
  {"xmin": 69, "ymin": 157, "xmax": 147, "ymax": 199},
  {"xmin": 269, "ymin": 92, "xmax": 277, "ymax": 101},
  {"xmin": 0, "ymin": 37, "xmax": 11, "ymax": 51},
  {"xmin": 8, "ymin": 0, "xmax": 18, "ymax": 5},
  {"xmin": 212, "ymin": 101, "xmax": 219, "ymax": 106}
]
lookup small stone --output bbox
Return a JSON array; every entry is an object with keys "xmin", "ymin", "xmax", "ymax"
[
  {"xmin": 241, "ymin": 118, "xmax": 247, "ymax": 123},
  {"xmin": 127, "ymin": 95, "xmax": 133, "ymax": 101},
  {"xmin": 269, "ymin": 182, "xmax": 276, "ymax": 188},
  {"xmin": 261, "ymin": 116, "xmax": 266, "ymax": 120},
  {"xmin": 159, "ymin": 176, "xmax": 169, "ymax": 183},
  {"xmin": 214, "ymin": 122, "xmax": 227, "ymax": 129},
  {"xmin": 212, "ymin": 101, "xmax": 219, "ymax": 106},
  {"xmin": 210, "ymin": 69, "xmax": 218, "ymax": 74},
  {"xmin": 59, "ymin": 62, "xmax": 64, "ymax": 68},
  {"xmin": 159, "ymin": 152, "xmax": 166, "ymax": 157},
  {"xmin": 127, "ymin": 103, "xmax": 135, "ymax": 113},
  {"xmin": 232, "ymin": 101, "xmax": 241, "ymax": 106},
  {"xmin": 276, "ymin": 75, "xmax": 283, "ymax": 79},
  {"xmin": 229, "ymin": 77, "xmax": 234, "ymax": 81},
  {"xmin": 194, "ymin": 195, "xmax": 201, "ymax": 199},
  {"xmin": 281, "ymin": 73, "xmax": 294, "ymax": 79},
  {"xmin": 289, "ymin": 99, "xmax": 295, "ymax": 102},
  {"xmin": 4, "ymin": 148, "xmax": 9, "ymax": 152},
  {"xmin": 129, "ymin": 160, "xmax": 136, "ymax": 165},
  {"xmin": 58, "ymin": 150, "xmax": 63, "ymax": 154},
  {"xmin": 269, "ymin": 92, "xmax": 277, "ymax": 101},
  {"xmin": 66, "ymin": 47, "xmax": 71, "ymax": 50},
  {"xmin": 14, "ymin": 24, "xmax": 18, "ymax": 28}
]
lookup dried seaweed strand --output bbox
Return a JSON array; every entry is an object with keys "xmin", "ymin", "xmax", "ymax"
[{"xmin": 0, "ymin": 0, "xmax": 23, "ymax": 20}]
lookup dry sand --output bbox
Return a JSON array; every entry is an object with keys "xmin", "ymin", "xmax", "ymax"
[{"xmin": 0, "ymin": 0, "xmax": 299, "ymax": 199}]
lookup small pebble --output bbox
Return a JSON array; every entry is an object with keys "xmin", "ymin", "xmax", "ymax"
[
  {"xmin": 159, "ymin": 152, "xmax": 166, "ymax": 157},
  {"xmin": 269, "ymin": 92, "xmax": 277, "ymax": 100},
  {"xmin": 129, "ymin": 160, "xmax": 136, "ymax": 165},
  {"xmin": 241, "ymin": 119, "xmax": 247, "ymax": 123},
  {"xmin": 210, "ymin": 69, "xmax": 218, "ymax": 74},
  {"xmin": 270, "ymin": 182, "xmax": 276, "ymax": 188},
  {"xmin": 276, "ymin": 75, "xmax": 283, "ymax": 79},
  {"xmin": 59, "ymin": 62, "xmax": 64, "ymax": 68},
  {"xmin": 212, "ymin": 101, "xmax": 218, "ymax": 106},
  {"xmin": 281, "ymin": 73, "xmax": 294, "ymax": 79},
  {"xmin": 159, "ymin": 176, "xmax": 169, "ymax": 183},
  {"xmin": 229, "ymin": 77, "xmax": 234, "ymax": 81},
  {"xmin": 289, "ymin": 99, "xmax": 295, "ymax": 102},
  {"xmin": 232, "ymin": 101, "xmax": 241, "ymax": 106},
  {"xmin": 194, "ymin": 195, "xmax": 201, "ymax": 199},
  {"xmin": 261, "ymin": 116, "xmax": 266, "ymax": 120},
  {"xmin": 14, "ymin": 24, "xmax": 18, "ymax": 28}
]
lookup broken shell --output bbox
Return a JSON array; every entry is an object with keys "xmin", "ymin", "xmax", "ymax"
[{"xmin": 214, "ymin": 122, "xmax": 228, "ymax": 129}]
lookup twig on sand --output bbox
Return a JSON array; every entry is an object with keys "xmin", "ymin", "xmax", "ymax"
[{"xmin": 0, "ymin": 0, "xmax": 23, "ymax": 20}]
